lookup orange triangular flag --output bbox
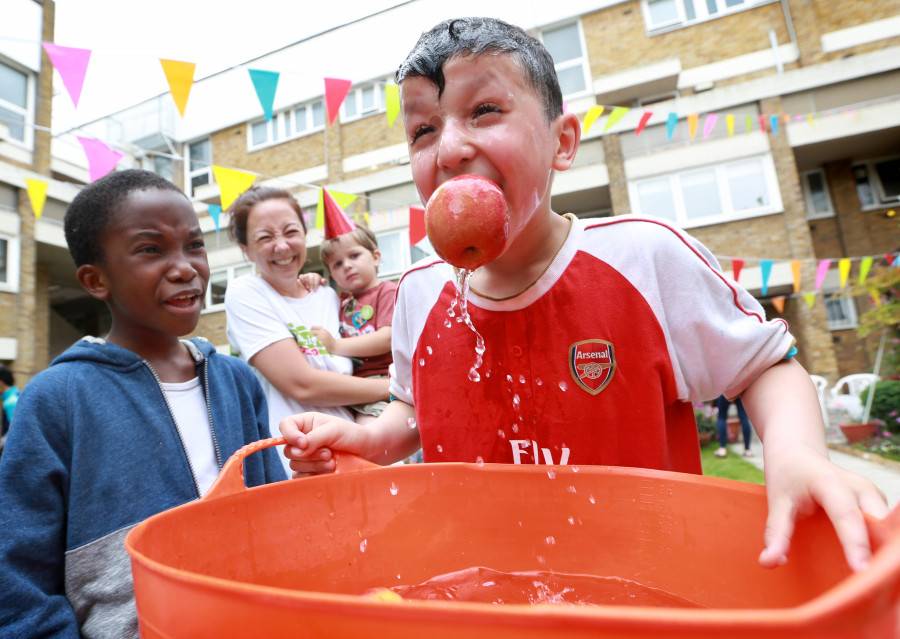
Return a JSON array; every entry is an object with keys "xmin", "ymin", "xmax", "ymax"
[
  {"xmin": 688, "ymin": 113, "xmax": 699, "ymax": 140},
  {"xmin": 791, "ymin": 259, "xmax": 802, "ymax": 293},
  {"xmin": 771, "ymin": 296, "xmax": 786, "ymax": 314},
  {"xmin": 160, "ymin": 59, "xmax": 195, "ymax": 116}
]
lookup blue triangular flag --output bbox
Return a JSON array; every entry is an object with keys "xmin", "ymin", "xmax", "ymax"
[
  {"xmin": 208, "ymin": 204, "xmax": 222, "ymax": 232},
  {"xmin": 666, "ymin": 112, "xmax": 678, "ymax": 140},
  {"xmin": 760, "ymin": 259, "xmax": 773, "ymax": 296},
  {"xmin": 769, "ymin": 114, "xmax": 779, "ymax": 135},
  {"xmin": 248, "ymin": 69, "xmax": 280, "ymax": 121}
]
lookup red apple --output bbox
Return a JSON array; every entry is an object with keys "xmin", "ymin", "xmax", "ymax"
[{"xmin": 424, "ymin": 175, "xmax": 509, "ymax": 270}]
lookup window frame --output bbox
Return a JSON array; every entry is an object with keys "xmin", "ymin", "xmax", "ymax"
[
  {"xmin": 247, "ymin": 98, "xmax": 326, "ymax": 152},
  {"xmin": 628, "ymin": 154, "xmax": 783, "ymax": 228},
  {"xmin": 0, "ymin": 59, "xmax": 35, "ymax": 148},
  {"xmin": 852, "ymin": 155, "xmax": 900, "ymax": 210},
  {"xmin": 641, "ymin": 0, "xmax": 775, "ymax": 34},
  {"xmin": 538, "ymin": 20, "xmax": 592, "ymax": 100},
  {"xmin": 824, "ymin": 292, "xmax": 858, "ymax": 331},
  {"xmin": 0, "ymin": 233, "xmax": 20, "ymax": 293},
  {"xmin": 186, "ymin": 138, "xmax": 212, "ymax": 197},
  {"xmin": 340, "ymin": 79, "xmax": 389, "ymax": 124},
  {"xmin": 374, "ymin": 229, "xmax": 411, "ymax": 279},
  {"xmin": 801, "ymin": 169, "xmax": 835, "ymax": 219},
  {"xmin": 203, "ymin": 263, "xmax": 254, "ymax": 312}
]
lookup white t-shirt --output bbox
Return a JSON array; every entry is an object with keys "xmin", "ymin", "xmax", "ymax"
[
  {"xmin": 225, "ymin": 274, "xmax": 354, "ymax": 473},
  {"xmin": 160, "ymin": 377, "xmax": 219, "ymax": 496}
]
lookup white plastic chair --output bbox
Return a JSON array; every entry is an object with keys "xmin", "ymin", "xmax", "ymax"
[
  {"xmin": 829, "ymin": 373, "xmax": 879, "ymax": 401},
  {"xmin": 810, "ymin": 374, "xmax": 829, "ymax": 425}
]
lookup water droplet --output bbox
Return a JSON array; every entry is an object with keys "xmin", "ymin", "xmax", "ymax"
[
  {"xmin": 517, "ymin": 520, "xmax": 524, "ymax": 527},
  {"xmin": 512, "ymin": 394, "xmax": 520, "ymax": 409},
  {"xmin": 467, "ymin": 368, "xmax": 481, "ymax": 382},
  {"xmin": 426, "ymin": 345, "xmax": 433, "ymax": 355},
  {"xmin": 588, "ymin": 495, "xmax": 597, "ymax": 505},
  {"xmin": 571, "ymin": 466, "xmax": 580, "ymax": 473},
  {"xmin": 475, "ymin": 456, "xmax": 484, "ymax": 466},
  {"xmin": 558, "ymin": 381, "xmax": 568, "ymax": 392},
  {"xmin": 536, "ymin": 555, "xmax": 546, "ymax": 565},
  {"xmin": 436, "ymin": 444, "xmax": 443, "ymax": 453},
  {"xmin": 566, "ymin": 485, "xmax": 577, "ymax": 494},
  {"xmin": 482, "ymin": 580, "xmax": 496, "ymax": 587},
  {"xmin": 418, "ymin": 358, "xmax": 425, "ymax": 366},
  {"xmin": 359, "ymin": 539, "xmax": 368, "ymax": 553},
  {"xmin": 535, "ymin": 377, "xmax": 543, "ymax": 386},
  {"xmin": 545, "ymin": 535, "xmax": 556, "ymax": 546},
  {"xmin": 497, "ymin": 429, "xmax": 506, "ymax": 439},
  {"xmin": 547, "ymin": 470, "xmax": 556, "ymax": 480},
  {"xmin": 506, "ymin": 374, "xmax": 514, "ymax": 383},
  {"xmin": 567, "ymin": 516, "xmax": 576, "ymax": 526},
  {"xmin": 485, "ymin": 370, "xmax": 492, "ymax": 378},
  {"xmin": 396, "ymin": 574, "xmax": 402, "ymax": 580},
  {"xmin": 389, "ymin": 482, "xmax": 399, "ymax": 496},
  {"xmin": 511, "ymin": 423, "xmax": 519, "ymax": 433},
  {"xmin": 407, "ymin": 417, "xmax": 417, "ymax": 430},
  {"xmin": 444, "ymin": 318, "xmax": 452, "ymax": 328},
  {"xmin": 518, "ymin": 375, "xmax": 526, "ymax": 384},
  {"xmin": 436, "ymin": 333, "xmax": 442, "ymax": 339},
  {"xmin": 328, "ymin": 511, "xmax": 335, "ymax": 519}
]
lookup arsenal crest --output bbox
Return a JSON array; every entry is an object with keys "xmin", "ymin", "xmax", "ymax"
[{"xmin": 569, "ymin": 339, "xmax": 616, "ymax": 396}]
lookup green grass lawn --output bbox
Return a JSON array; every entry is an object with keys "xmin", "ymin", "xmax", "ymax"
[{"xmin": 700, "ymin": 444, "xmax": 765, "ymax": 484}]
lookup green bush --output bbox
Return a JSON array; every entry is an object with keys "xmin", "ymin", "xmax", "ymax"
[
  {"xmin": 694, "ymin": 407, "xmax": 717, "ymax": 437},
  {"xmin": 860, "ymin": 380, "xmax": 900, "ymax": 433}
]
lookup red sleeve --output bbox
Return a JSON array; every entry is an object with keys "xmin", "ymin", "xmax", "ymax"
[{"xmin": 375, "ymin": 280, "xmax": 398, "ymax": 329}]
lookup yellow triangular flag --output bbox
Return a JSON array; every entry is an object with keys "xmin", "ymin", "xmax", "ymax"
[
  {"xmin": 688, "ymin": 113, "xmax": 699, "ymax": 140},
  {"xmin": 726, "ymin": 114, "xmax": 735, "ymax": 137},
  {"xmin": 212, "ymin": 165, "xmax": 256, "ymax": 210},
  {"xmin": 316, "ymin": 188, "xmax": 358, "ymax": 229},
  {"xmin": 384, "ymin": 83, "xmax": 400, "ymax": 128},
  {"xmin": 803, "ymin": 292, "xmax": 816, "ymax": 308},
  {"xmin": 160, "ymin": 59, "xmax": 196, "ymax": 117},
  {"xmin": 25, "ymin": 178, "xmax": 48, "ymax": 219},
  {"xmin": 790, "ymin": 260, "xmax": 802, "ymax": 293},
  {"xmin": 582, "ymin": 105, "xmax": 605, "ymax": 135},
  {"xmin": 869, "ymin": 289, "xmax": 881, "ymax": 306},
  {"xmin": 771, "ymin": 296, "xmax": 786, "ymax": 314},
  {"xmin": 858, "ymin": 256, "xmax": 873, "ymax": 285},
  {"xmin": 838, "ymin": 258, "xmax": 851, "ymax": 288},
  {"xmin": 806, "ymin": 113, "xmax": 815, "ymax": 126},
  {"xmin": 363, "ymin": 211, "xmax": 370, "ymax": 225},
  {"xmin": 603, "ymin": 106, "xmax": 630, "ymax": 132}
]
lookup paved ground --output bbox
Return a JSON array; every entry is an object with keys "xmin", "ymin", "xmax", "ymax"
[{"xmin": 731, "ymin": 440, "xmax": 900, "ymax": 508}]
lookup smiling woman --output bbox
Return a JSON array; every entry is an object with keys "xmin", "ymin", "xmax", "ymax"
[{"xmin": 223, "ymin": 187, "xmax": 390, "ymax": 475}]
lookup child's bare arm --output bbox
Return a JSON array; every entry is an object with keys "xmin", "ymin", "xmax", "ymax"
[
  {"xmin": 741, "ymin": 358, "xmax": 888, "ymax": 571},
  {"xmin": 280, "ymin": 400, "xmax": 419, "ymax": 476},
  {"xmin": 311, "ymin": 326, "xmax": 391, "ymax": 358}
]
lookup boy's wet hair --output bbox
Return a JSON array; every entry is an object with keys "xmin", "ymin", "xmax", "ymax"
[
  {"xmin": 64, "ymin": 169, "xmax": 185, "ymax": 267},
  {"xmin": 320, "ymin": 226, "xmax": 379, "ymax": 267},
  {"xmin": 396, "ymin": 17, "xmax": 563, "ymax": 122},
  {"xmin": 228, "ymin": 186, "xmax": 307, "ymax": 246}
]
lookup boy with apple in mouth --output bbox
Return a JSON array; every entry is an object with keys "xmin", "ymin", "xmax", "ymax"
[{"xmin": 281, "ymin": 17, "xmax": 886, "ymax": 573}]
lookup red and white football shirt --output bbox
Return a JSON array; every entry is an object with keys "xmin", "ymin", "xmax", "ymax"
[{"xmin": 390, "ymin": 216, "xmax": 794, "ymax": 473}]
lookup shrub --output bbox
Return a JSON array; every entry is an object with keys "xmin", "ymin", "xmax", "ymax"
[{"xmin": 860, "ymin": 380, "xmax": 900, "ymax": 433}]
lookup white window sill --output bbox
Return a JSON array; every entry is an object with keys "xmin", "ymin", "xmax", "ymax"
[
  {"xmin": 645, "ymin": 0, "xmax": 778, "ymax": 37},
  {"xmin": 828, "ymin": 322, "xmax": 859, "ymax": 332},
  {"xmin": 678, "ymin": 206, "xmax": 784, "ymax": 230},
  {"xmin": 340, "ymin": 108, "xmax": 387, "ymax": 126},
  {"xmin": 806, "ymin": 211, "xmax": 835, "ymax": 220},
  {"xmin": 247, "ymin": 127, "xmax": 325, "ymax": 153}
]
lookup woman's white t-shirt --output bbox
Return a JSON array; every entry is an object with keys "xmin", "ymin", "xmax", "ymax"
[{"xmin": 225, "ymin": 274, "xmax": 354, "ymax": 474}]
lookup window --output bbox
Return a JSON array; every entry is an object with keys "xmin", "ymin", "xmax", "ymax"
[
  {"xmin": 204, "ymin": 264, "xmax": 253, "ymax": 310},
  {"xmin": 375, "ymin": 230, "xmax": 409, "ymax": 278},
  {"xmin": 643, "ymin": 0, "xmax": 769, "ymax": 32},
  {"xmin": 187, "ymin": 139, "xmax": 212, "ymax": 196},
  {"xmin": 248, "ymin": 98, "xmax": 325, "ymax": 150},
  {"xmin": 802, "ymin": 169, "xmax": 834, "ymax": 219},
  {"xmin": 540, "ymin": 22, "xmax": 590, "ymax": 98},
  {"xmin": 0, "ymin": 61, "xmax": 29, "ymax": 143},
  {"xmin": 411, "ymin": 235, "xmax": 436, "ymax": 264},
  {"xmin": 0, "ymin": 233, "xmax": 19, "ymax": 292},
  {"xmin": 629, "ymin": 155, "xmax": 782, "ymax": 227},
  {"xmin": 0, "ymin": 237, "xmax": 7, "ymax": 284},
  {"xmin": 853, "ymin": 157, "xmax": 900, "ymax": 209},
  {"xmin": 341, "ymin": 80, "xmax": 388, "ymax": 123},
  {"xmin": 824, "ymin": 294, "xmax": 858, "ymax": 331}
]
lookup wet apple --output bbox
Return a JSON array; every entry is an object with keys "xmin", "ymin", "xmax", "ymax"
[{"xmin": 424, "ymin": 175, "xmax": 509, "ymax": 270}]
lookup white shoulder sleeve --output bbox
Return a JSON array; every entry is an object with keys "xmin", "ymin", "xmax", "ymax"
[{"xmin": 224, "ymin": 276, "xmax": 293, "ymax": 362}]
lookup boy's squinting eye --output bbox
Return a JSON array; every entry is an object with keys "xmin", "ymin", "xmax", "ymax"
[
  {"xmin": 473, "ymin": 103, "xmax": 501, "ymax": 118},
  {"xmin": 411, "ymin": 124, "xmax": 434, "ymax": 144},
  {"xmin": 190, "ymin": 239, "xmax": 206, "ymax": 250}
]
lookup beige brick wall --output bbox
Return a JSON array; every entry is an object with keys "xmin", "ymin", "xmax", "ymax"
[
  {"xmin": 340, "ymin": 113, "xmax": 406, "ymax": 159},
  {"xmin": 824, "ymin": 160, "xmax": 900, "ymax": 258},
  {"xmin": 211, "ymin": 124, "xmax": 327, "ymax": 181},
  {"xmin": 0, "ymin": 292, "xmax": 16, "ymax": 339},
  {"xmin": 192, "ymin": 311, "xmax": 228, "ymax": 349},
  {"xmin": 583, "ymin": 1, "xmax": 790, "ymax": 79},
  {"xmin": 689, "ymin": 215, "xmax": 794, "ymax": 261},
  {"xmin": 811, "ymin": 0, "xmax": 900, "ymax": 34}
]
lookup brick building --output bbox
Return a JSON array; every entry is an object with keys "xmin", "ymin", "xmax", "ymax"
[{"xmin": 1, "ymin": 0, "xmax": 898, "ymax": 387}]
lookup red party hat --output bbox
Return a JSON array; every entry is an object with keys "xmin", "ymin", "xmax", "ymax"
[{"xmin": 322, "ymin": 188, "xmax": 356, "ymax": 239}]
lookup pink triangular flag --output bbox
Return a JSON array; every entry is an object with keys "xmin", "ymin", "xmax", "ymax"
[
  {"xmin": 409, "ymin": 206, "xmax": 426, "ymax": 246},
  {"xmin": 324, "ymin": 78, "xmax": 352, "ymax": 125},
  {"xmin": 814, "ymin": 258, "xmax": 832, "ymax": 291},
  {"xmin": 43, "ymin": 43, "xmax": 91, "ymax": 107},
  {"xmin": 635, "ymin": 111, "xmax": 653, "ymax": 136},
  {"xmin": 77, "ymin": 137, "xmax": 123, "ymax": 182},
  {"xmin": 322, "ymin": 188, "xmax": 355, "ymax": 239},
  {"xmin": 731, "ymin": 258, "xmax": 744, "ymax": 283},
  {"xmin": 702, "ymin": 113, "xmax": 719, "ymax": 139}
]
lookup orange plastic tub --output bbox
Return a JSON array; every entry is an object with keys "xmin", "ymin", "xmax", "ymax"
[{"xmin": 125, "ymin": 438, "xmax": 900, "ymax": 638}]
